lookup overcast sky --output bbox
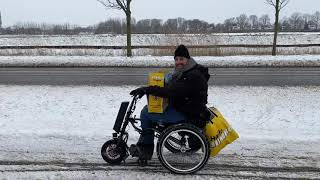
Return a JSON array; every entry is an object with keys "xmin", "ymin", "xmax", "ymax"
[{"xmin": 0, "ymin": 0, "xmax": 319, "ymax": 27}]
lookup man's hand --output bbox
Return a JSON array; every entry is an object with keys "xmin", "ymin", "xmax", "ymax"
[{"xmin": 130, "ymin": 87, "xmax": 148, "ymax": 98}]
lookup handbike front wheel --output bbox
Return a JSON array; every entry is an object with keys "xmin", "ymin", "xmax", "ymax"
[
  {"xmin": 157, "ymin": 124, "xmax": 210, "ymax": 174},
  {"xmin": 101, "ymin": 139, "xmax": 126, "ymax": 164}
]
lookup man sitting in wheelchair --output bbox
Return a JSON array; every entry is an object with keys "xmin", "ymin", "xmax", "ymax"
[{"xmin": 129, "ymin": 44, "xmax": 211, "ymax": 162}]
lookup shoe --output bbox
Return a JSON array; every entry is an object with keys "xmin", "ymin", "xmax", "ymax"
[
  {"xmin": 129, "ymin": 144, "xmax": 142, "ymax": 158},
  {"xmin": 129, "ymin": 144, "xmax": 154, "ymax": 161}
]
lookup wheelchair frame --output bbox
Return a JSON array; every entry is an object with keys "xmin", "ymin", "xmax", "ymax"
[
  {"xmin": 112, "ymin": 95, "xmax": 168, "ymax": 143},
  {"xmin": 101, "ymin": 95, "xmax": 210, "ymax": 174}
]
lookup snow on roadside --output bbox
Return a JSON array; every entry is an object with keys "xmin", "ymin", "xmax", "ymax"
[
  {"xmin": 0, "ymin": 85, "xmax": 319, "ymax": 172},
  {"xmin": 1, "ymin": 55, "xmax": 320, "ymax": 67},
  {"xmin": 0, "ymin": 85, "xmax": 319, "ymax": 140}
]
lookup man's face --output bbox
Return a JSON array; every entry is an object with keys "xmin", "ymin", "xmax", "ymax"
[{"xmin": 174, "ymin": 56, "xmax": 188, "ymax": 70}]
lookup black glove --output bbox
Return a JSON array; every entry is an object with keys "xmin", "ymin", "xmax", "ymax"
[{"xmin": 130, "ymin": 87, "xmax": 148, "ymax": 98}]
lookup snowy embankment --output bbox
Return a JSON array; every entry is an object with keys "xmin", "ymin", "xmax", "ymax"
[
  {"xmin": 0, "ymin": 85, "xmax": 319, "ymax": 162},
  {"xmin": 1, "ymin": 33, "xmax": 320, "ymax": 56},
  {"xmin": 1, "ymin": 55, "xmax": 320, "ymax": 67}
]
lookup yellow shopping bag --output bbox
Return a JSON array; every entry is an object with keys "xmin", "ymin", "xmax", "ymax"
[
  {"xmin": 148, "ymin": 71, "xmax": 168, "ymax": 113},
  {"xmin": 205, "ymin": 107, "xmax": 239, "ymax": 157}
]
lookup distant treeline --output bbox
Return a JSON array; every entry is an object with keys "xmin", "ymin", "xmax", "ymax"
[{"xmin": 0, "ymin": 11, "xmax": 319, "ymax": 35}]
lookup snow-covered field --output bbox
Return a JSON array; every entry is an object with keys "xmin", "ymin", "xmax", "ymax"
[
  {"xmin": 1, "ymin": 33, "xmax": 320, "ymax": 56},
  {"xmin": 1, "ymin": 33, "xmax": 320, "ymax": 46},
  {"xmin": 0, "ymin": 85, "xmax": 319, "ymax": 179},
  {"xmin": 1, "ymin": 55, "xmax": 320, "ymax": 67},
  {"xmin": 1, "ymin": 46, "xmax": 319, "ymax": 56}
]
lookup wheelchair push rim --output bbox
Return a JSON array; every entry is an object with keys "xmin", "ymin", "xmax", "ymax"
[{"xmin": 157, "ymin": 124, "xmax": 210, "ymax": 174}]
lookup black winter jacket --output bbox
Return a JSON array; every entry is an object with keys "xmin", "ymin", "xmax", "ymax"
[{"xmin": 146, "ymin": 64, "xmax": 210, "ymax": 120}]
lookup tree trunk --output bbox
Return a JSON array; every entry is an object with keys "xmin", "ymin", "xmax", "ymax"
[
  {"xmin": 126, "ymin": 12, "xmax": 132, "ymax": 57},
  {"xmin": 272, "ymin": 0, "xmax": 280, "ymax": 56}
]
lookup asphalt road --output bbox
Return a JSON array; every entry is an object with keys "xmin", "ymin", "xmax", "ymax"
[
  {"xmin": 0, "ymin": 67, "xmax": 320, "ymax": 86},
  {"xmin": 1, "ymin": 159, "xmax": 319, "ymax": 179},
  {"xmin": 1, "ymin": 136, "xmax": 319, "ymax": 179}
]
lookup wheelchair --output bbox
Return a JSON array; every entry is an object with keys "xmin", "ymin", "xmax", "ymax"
[{"xmin": 101, "ymin": 95, "xmax": 210, "ymax": 174}]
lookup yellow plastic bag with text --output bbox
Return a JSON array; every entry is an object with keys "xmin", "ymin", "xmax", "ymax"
[
  {"xmin": 205, "ymin": 107, "xmax": 239, "ymax": 157},
  {"xmin": 148, "ymin": 71, "xmax": 168, "ymax": 113}
]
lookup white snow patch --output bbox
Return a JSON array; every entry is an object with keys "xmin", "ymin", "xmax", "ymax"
[
  {"xmin": 0, "ymin": 85, "xmax": 319, "ymax": 140},
  {"xmin": 1, "ymin": 33, "xmax": 320, "ymax": 46},
  {"xmin": 0, "ymin": 85, "xmax": 319, "ymax": 179},
  {"xmin": 1, "ymin": 55, "xmax": 320, "ymax": 67}
]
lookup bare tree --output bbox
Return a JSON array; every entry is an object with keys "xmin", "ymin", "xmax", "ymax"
[
  {"xmin": 187, "ymin": 19, "xmax": 208, "ymax": 33},
  {"xmin": 95, "ymin": 19, "xmax": 124, "ymax": 34},
  {"xmin": 163, "ymin": 19, "xmax": 178, "ymax": 33},
  {"xmin": 302, "ymin": 13, "xmax": 312, "ymax": 30},
  {"xmin": 0, "ymin": 11, "xmax": 2, "ymax": 29},
  {"xmin": 150, "ymin": 19, "xmax": 162, "ymax": 33},
  {"xmin": 266, "ymin": 0, "xmax": 290, "ymax": 56},
  {"xmin": 259, "ymin": 14, "xmax": 271, "ymax": 30},
  {"xmin": 289, "ymin": 12, "xmax": 304, "ymax": 30},
  {"xmin": 224, "ymin": 18, "xmax": 237, "ymax": 32},
  {"xmin": 280, "ymin": 17, "xmax": 291, "ymax": 31},
  {"xmin": 249, "ymin": 15, "xmax": 259, "ymax": 30},
  {"xmin": 236, "ymin": 14, "xmax": 250, "ymax": 31},
  {"xmin": 312, "ymin": 11, "xmax": 320, "ymax": 30},
  {"xmin": 97, "ymin": 0, "xmax": 133, "ymax": 57},
  {"xmin": 135, "ymin": 19, "xmax": 151, "ymax": 33},
  {"xmin": 176, "ymin": 17, "xmax": 186, "ymax": 33}
]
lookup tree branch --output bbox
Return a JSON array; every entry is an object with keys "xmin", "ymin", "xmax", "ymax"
[
  {"xmin": 266, "ymin": 0, "xmax": 289, "ymax": 10},
  {"xmin": 280, "ymin": 0, "xmax": 290, "ymax": 10},
  {"xmin": 266, "ymin": 0, "xmax": 276, "ymax": 7},
  {"xmin": 115, "ymin": 0, "xmax": 127, "ymax": 11},
  {"xmin": 96, "ymin": 0, "xmax": 122, "ymax": 10}
]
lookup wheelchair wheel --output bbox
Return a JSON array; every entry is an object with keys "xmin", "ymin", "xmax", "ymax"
[
  {"xmin": 101, "ymin": 139, "xmax": 127, "ymax": 164},
  {"xmin": 157, "ymin": 124, "xmax": 210, "ymax": 174}
]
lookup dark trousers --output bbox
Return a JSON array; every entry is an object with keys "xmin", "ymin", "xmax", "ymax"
[{"xmin": 139, "ymin": 105, "xmax": 187, "ymax": 145}]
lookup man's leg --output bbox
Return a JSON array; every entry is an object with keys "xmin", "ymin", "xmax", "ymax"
[
  {"xmin": 139, "ymin": 105, "xmax": 188, "ymax": 145},
  {"xmin": 130, "ymin": 105, "xmax": 188, "ymax": 161}
]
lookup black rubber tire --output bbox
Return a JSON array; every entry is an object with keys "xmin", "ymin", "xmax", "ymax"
[
  {"xmin": 101, "ymin": 139, "xmax": 126, "ymax": 164},
  {"xmin": 156, "ymin": 123, "xmax": 210, "ymax": 174}
]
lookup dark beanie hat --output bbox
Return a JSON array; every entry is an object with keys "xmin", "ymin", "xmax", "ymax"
[{"xmin": 174, "ymin": 44, "xmax": 190, "ymax": 59}]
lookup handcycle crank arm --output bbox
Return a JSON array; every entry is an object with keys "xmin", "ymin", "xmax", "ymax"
[{"xmin": 167, "ymin": 135, "xmax": 185, "ymax": 146}]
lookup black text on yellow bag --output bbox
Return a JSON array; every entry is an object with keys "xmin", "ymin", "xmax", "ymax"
[
  {"xmin": 148, "ymin": 71, "xmax": 168, "ymax": 113},
  {"xmin": 205, "ymin": 107, "xmax": 239, "ymax": 157}
]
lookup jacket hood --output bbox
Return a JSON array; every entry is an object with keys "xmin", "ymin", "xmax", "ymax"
[
  {"xmin": 195, "ymin": 64, "xmax": 210, "ymax": 81},
  {"xmin": 172, "ymin": 58, "xmax": 210, "ymax": 82}
]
